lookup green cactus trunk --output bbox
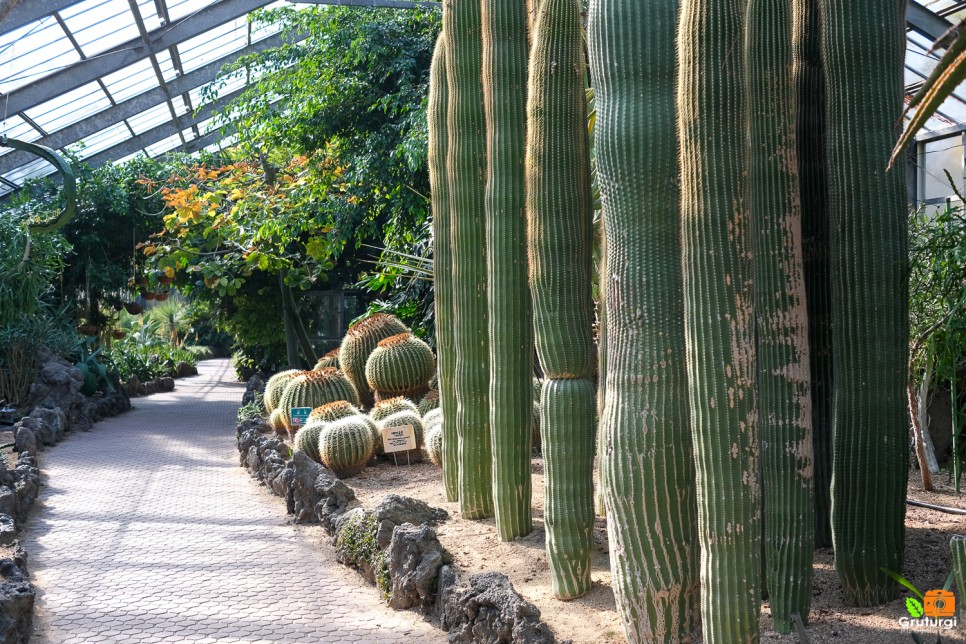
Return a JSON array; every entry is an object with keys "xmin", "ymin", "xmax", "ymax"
[
  {"xmin": 428, "ymin": 34, "xmax": 459, "ymax": 502},
  {"xmin": 952, "ymin": 536, "xmax": 966, "ymax": 622},
  {"xmin": 822, "ymin": 0, "xmax": 909, "ymax": 607},
  {"xmin": 677, "ymin": 1, "xmax": 761, "ymax": 640},
  {"xmin": 482, "ymin": 0, "xmax": 533, "ymax": 542},
  {"xmin": 527, "ymin": 0, "xmax": 595, "ymax": 600},
  {"xmin": 794, "ymin": 0, "xmax": 833, "ymax": 549},
  {"xmin": 444, "ymin": 0, "xmax": 494, "ymax": 519},
  {"xmin": 588, "ymin": 0, "xmax": 700, "ymax": 637},
  {"xmin": 746, "ymin": 0, "xmax": 814, "ymax": 632},
  {"xmin": 594, "ymin": 216, "xmax": 606, "ymax": 518}
]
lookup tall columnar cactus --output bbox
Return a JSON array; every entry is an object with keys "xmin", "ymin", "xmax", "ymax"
[
  {"xmin": 277, "ymin": 368, "xmax": 360, "ymax": 433},
  {"xmin": 794, "ymin": 0, "xmax": 833, "ymax": 549},
  {"xmin": 823, "ymin": 0, "xmax": 909, "ymax": 607},
  {"xmin": 444, "ymin": 0, "xmax": 493, "ymax": 520},
  {"xmin": 677, "ymin": 0, "xmax": 761, "ymax": 639},
  {"xmin": 428, "ymin": 32, "xmax": 459, "ymax": 504},
  {"xmin": 364, "ymin": 333, "xmax": 436, "ymax": 401},
  {"xmin": 747, "ymin": 0, "xmax": 814, "ymax": 632},
  {"xmin": 339, "ymin": 313, "xmax": 409, "ymax": 409},
  {"xmin": 482, "ymin": 0, "xmax": 533, "ymax": 542},
  {"xmin": 587, "ymin": 0, "xmax": 700, "ymax": 637},
  {"xmin": 264, "ymin": 369, "xmax": 301, "ymax": 413},
  {"xmin": 318, "ymin": 416, "xmax": 376, "ymax": 478},
  {"xmin": 952, "ymin": 536, "xmax": 966, "ymax": 622},
  {"xmin": 526, "ymin": 0, "xmax": 596, "ymax": 600}
]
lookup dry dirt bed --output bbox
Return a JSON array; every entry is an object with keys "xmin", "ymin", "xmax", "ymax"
[{"xmin": 349, "ymin": 458, "xmax": 966, "ymax": 643}]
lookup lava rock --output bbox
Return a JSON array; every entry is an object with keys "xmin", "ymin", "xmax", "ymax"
[
  {"xmin": 158, "ymin": 377, "xmax": 175, "ymax": 392},
  {"xmin": 11, "ymin": 428, "xmax": 34, "ymax": 460},
  {"xmin": 315, "ymin": 472, "xmax": 358, "ymax": 534},
  {"xmin": 26, "ymin": 408, "xmax": 66, "ymax": 444},
  {"xmin": 374, "ymin": 494, "xmax": 448, "ymax": 549},
  {"xmin": 285, "ymin": 452, "xmax": 325, "ymax": 524},
  {"xmin": 0, "ymin": 491, "xmax": 17, "ymax": 524},
  {"xmin": 0, "ymin": 516, "xmax": 15, "ymax": 547},
  {"xmin": 242, "ymin": 374, "xmax": 266, "ymax": 406},
  {"xmin": 12, "ymin": 456, "xmax": 39, "ymax": 521},
  {"xmin": 439, "ymin": 571, "xmax": 555, "ymax": 644},
  {"xmin": 176, "ymin": 362, "xmax": 198, "ymax": 378},
  {"xmin": 386, "ymin": 523, "xmax": 448, "ymax": 611},
  {"xmin": 0, "ymin": 543, "xmax": 34, "ymax": 644}
]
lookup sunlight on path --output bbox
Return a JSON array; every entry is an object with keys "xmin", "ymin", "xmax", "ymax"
[{"xmin": 22, "ymin": 359, "xmax": 442, "ymax": 644}]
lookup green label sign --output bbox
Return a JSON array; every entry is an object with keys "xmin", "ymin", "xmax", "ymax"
[{"xmin": 290, "ymin": 407, "xmax": 312, "ymax": 428}]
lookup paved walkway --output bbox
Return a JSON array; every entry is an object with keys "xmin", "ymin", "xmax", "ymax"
[{"xmin": 23, "ymin": 359, "xmax": 443, "ymax": 644}]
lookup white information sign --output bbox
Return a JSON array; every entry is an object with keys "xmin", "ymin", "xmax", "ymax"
[{"xmin": 381, "ymin": 424, "xmax": 416, "ymax": 453}]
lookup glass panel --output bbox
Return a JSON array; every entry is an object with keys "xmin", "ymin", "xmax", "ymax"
[
  {"xmin": 74, "ymin": 121, "xmax": 132, "ymax": 159},
  {"xmin": 23, "ymin": 82, "xmax": 112, "ymax": 133},
  {"xmin": 144, "ymin": 132, "xmax": 183, "ymax": 157},
  {"xmin": 0, "ymin": 20, "xmax": 79, "ymax": 93},
  {"xmin": 101, "ymin": 58, "xmax": 159, "ymax": 102},
  {"xmin": 178, "ymin": 19, "xmax": 248, "ymax": 74},
  {"xmin": 3, "ymin": 157, "xmax": 55, "ymax": 186},
  {"xmin": 0, "ymin": 115, "xmax": 43, "ymax": 146},
  {"xmin": 922, "ymin": 135, "xmax": 964, "ymax": 201},
  {"xmin": 62, "ymin": 0, "xmax": 140, "ymax": 58},
  {"xmin": 165, "ymin": 0, "xmax": 220, "ymax": 23}
]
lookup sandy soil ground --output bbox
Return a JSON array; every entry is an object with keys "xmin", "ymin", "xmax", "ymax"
[{"xmin": 349, "ymin": 456, "xmax": 966, "ymax": 643}]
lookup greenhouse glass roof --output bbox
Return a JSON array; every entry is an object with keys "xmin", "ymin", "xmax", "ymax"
[{"xmin": 0, "ymin": 0, "xmax": 962, "ymax": 197}]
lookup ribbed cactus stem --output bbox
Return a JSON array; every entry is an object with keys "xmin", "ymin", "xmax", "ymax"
[
  {"xmin": 445, "ymin": 0, "xmax": 493, "ymax": 519},
  {"xmin": 794, "ymin": 0, "xmax": 833, "ymax": 549},
  {"xmin": 319, "ymin": 417, "xmax": 376, "ymax": 478},
  {"xmin": 823, "ymin": 0, "xmax": 909, "ymax": 607},
  {"xmin": 428, "ymin": 33, "xmax": 459, "ymax": 503},
  {"xmin": 588, "ymin": 0, "xmax": 700, "ymax": 637},
  {"xmin": 677, "ymin": 0, "xmax": 761, "ymax": 640},
  {"xmin": 594, "ymin": 216, "xmax": 606, "ymax": 518},
  {"xmin": 527, "ymin": 0, "xmax": 595, "ymax": 600},
  {"xmin": 483, "ymin": 0, "xmax": 533, "ymax": 542},
  {"xmin": 747, "ymin": 0, "xmax": 814, "ymax": 633},
  {"xmin": 952, "ymin": 536, "xmax": 966, "ymax": 622}
]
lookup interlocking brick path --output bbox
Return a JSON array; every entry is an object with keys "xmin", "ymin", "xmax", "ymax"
[{"xmin": 22, "ymin": 359, "xmax": 443, "ymax": 643}]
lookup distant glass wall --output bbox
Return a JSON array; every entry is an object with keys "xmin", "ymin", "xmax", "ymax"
[{"xmin": 917, "ymin": 128, "xmax": 966, "ymax": 215}]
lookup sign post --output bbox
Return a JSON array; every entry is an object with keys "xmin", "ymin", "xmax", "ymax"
[{"xmin": 381, "ymin": 424, "xmax": 416, "ymax": 466}]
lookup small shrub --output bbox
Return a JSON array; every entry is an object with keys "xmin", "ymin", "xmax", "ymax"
[{"xmin": 237, "ymin": 392, "xmax": 265, "ymax": 424}]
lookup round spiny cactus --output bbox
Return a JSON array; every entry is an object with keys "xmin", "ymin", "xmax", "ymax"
[
  {"xmin": 418, "ymin": 389, "xmax": 440, "ymax": 416},
  {"xmin": 264, "ymin": 369, "xmax": 302, "ymax": 413},
  {"xmin": 277, "ymin": 368, "xmax": 360, "ymax": 432},
  {"xmin": 269, "ymin": 407, "xmax": 287, "ymax": 433},
  {"xmin": 426, "ymin": 426, "xmax": 444, "ymax": 467},
  {"xmin": 293, "ymin": 422, "xmax": 325, "ymax": 462},
  {"xmin": 424, "ymin": 407, "xmax": 443, "ymax": 431},
  {"xmin": 339, "ymin": 313, "xmax": 410, "ymax": 408},
  {"xmin": 378, "ymin": 410, "xmax": 424, "ymax": 463},
  {"xmin": 309, "ymin": 400, "xmax": 362, "ymax": 425},
  {"xmin": 314, "ymin": 348, "xmax": 341, "ymax": 370},
  {"xmin": 364, "ymin": 332, "xmax": 436, "ymax": 400},
  {"xmin": 371, "ymin": 396, "xmax": 419, "ymax": 423},
  {"xmin": 318, "ymin": 416, "xmax": 376, "ymax": 478}
]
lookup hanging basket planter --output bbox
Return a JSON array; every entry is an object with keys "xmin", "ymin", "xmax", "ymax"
[
  {"xmin": 78, "ymin": 324, "xmax": 100, "ymax": 336},
  {"xmin": 123, "ymin": 302, "xmax": 143, "ymax": 315},
  {"xmin": 158, "ymin": 276, "xmax": 173, "ymax": 286},
  {"xmin": 155, "ymin": 292, "xmax": 170, "ymax": 302},
  {"xmin": 142, "ymin": 291, "xmax": 157, "ymax": 301},
  {"xmin": 111, "ymin": 330, "xmax": 127, "ymax": 340}
]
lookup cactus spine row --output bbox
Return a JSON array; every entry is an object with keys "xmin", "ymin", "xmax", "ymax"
[
  {"xmin": 482, "ymin": 0, "xmax": 534, "ymax": 541},
  {"xmin": 588, "ymin": 0, "xmax": 700, "ymax": 637},
  {"xmin": 677, "ymin": 0, "xmax": 762, "ymax": 639},
  {"xmin": 444, "ymin": 0, "xmax": 494, "ymax": 519},
  {"xmin": 526, "ymin": 0, "xmax": 595, "ymax": 599},
  {"xmin": 747, "ymin": 0, "xmax": 814, "ymax": 632},
  {"xmin": 823, "ymin": 0, "xmax": 909, "ymax": 607},
  {"xmin": 795, "ymin": 0, "xmax": 833, "ymax": 549},
  {"xmin": 428, "ymin": 32, "xmax": 459, "ymax": 503}
]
